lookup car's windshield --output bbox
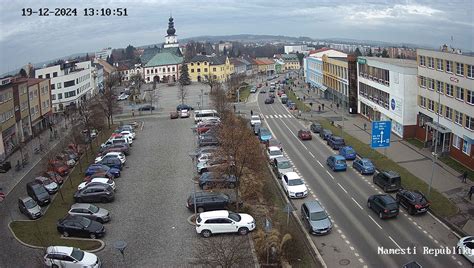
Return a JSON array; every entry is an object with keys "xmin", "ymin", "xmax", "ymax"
[
  {"xmin": 278, "ymin": 161, "xmax": 292, "ymax": 169},
  {"xmin": 345, "ymin": 148, "xmax": 355, "ymax": 154},
  {"xmin": 71, "ymin": 248, "xmax": 85, "ymax": 261},
  {"xmin": 260, "ymin": 129, "xmax": 270, "ymax": 135},
  {"xmin": 88, "ymin": 204, "xmax": 99, "ymax": 213},
  {"xmin": 269, "ymin": 150, "xmax": 281, "ymax": 156},
  {"xmin": 336, "ymin": 160, "xmax": 346, "ymax": 165},
  {"xmin": 79, "ymin": 217, "xmax": 92, "ymax": 227},
  {"xmin": 310, "ymin": 211, "xmax": 328, "ymax": 221},
  {"xmin": 228, "ymin": 212, "xmax": 241, "ymax": 222},
  {"xmin": 24, "ymin": 199, "xmax": 37, "ymax": 209},
  {"xmin": 362, "ymin": 160, "xmax": 372, "ymax": 166},
  {"xmin": 288, "ymin": 178, "xmax": 304, "ymax": 186}
]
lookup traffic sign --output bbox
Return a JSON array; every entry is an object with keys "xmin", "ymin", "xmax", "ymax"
[{"xmin": 371, "ymin": 121, "xmax": 391, "ymax": 148}]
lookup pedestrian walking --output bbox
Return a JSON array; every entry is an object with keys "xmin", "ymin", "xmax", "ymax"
[
  {"xmin": 461, "ymin": 171, "xmax": 468, "ymax": 183},
  {"xmin": 469, "ymin": 186, "xmax": 474, "ymax": 200},
  {"xmin": 318, "ymin": 105, "xmax": 321, "ymax": 112},
  {"xmin": 336, "ymin": 103, "xmax": 340, "ymax": 109},
  {"xmin": 233, "ymin": 105, "xmax": 236, "ymax": 112},
  {"xmin": 132, "ymin": 109, "xmax": 135, "ymax": 117},
  {"xmin": 303, "ymin": 96, "xmax": 306, "ymax": 101},
  {"xmin": 363, "ymin": 123, "xmax": 367, "ymax": 131},
  {"xmin": 322, "ymin": 103, "xmax": 325, "ymax": 110},
  {"xmin": 250, "ymin": 110, "xmax": 253, "ymax": 116},
  {"xmin": 330, "ymin": 103, "xmax": 333, "ymax": 109}
]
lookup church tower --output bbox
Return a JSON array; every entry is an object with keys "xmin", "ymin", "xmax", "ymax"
[{"xmin": 164, "ymin": 16, "xmax": 179, "ymax": 48}]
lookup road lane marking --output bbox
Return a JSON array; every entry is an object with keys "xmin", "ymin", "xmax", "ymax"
[
  {"xmin": 308, "ymin": 151, "xmax": 315, "ymax": 158},
  {"xmin": 279, "ymin": 115, "xmax": 283, "ymax": 118},
  {"xmin": 368, "ymin": 215, "xmax": 383, "ymax": 230},
  {"xmin": 359, "ymin": 258, "xmax": 364, "ymax": 263},
  {"xmin": 457, "ymin": 261, "xmax": 462, "ymax": 266},
  {"xmin": 325, "ymin": 170, "xmax": 334, "ymax": 179},
  {"xmin": 355, "ymin": 252, "xmax": 359, "ymax": 257},
  {"xmin": 345, "ymin": 240, "xmax": 350, "ymax": 244},
  {"xmin": 389, "ymin": 236, "xmax": 402, "ymax": 250},
  {"xmin": 351, "ymin": 197, "xmax": 364, "ymax": 210},
  {"xmin": 337, "ymin": 183, "xmax": 348, "ymax": 194},
  {"xmin": 337, "ymin": 229, "xmax": 342, "ymax": 234},
  {"xmin": 341, "ymin": 234, "xmax": 346, "ymax": 239},
  {"xmin": 350, "ymin": 246, "xmax": 355, "ymax": 251},
  {"xmin": 316, "ymin": 160, "xmax": 323, "ymax": 167}
]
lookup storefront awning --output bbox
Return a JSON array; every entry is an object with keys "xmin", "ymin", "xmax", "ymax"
[
  {"xmin": 463, "ymin": 135, "xmax": 474, "ymax": 145},
  {"xmin": 425, "ymin": 122, "xmax": 451, "ymax": 134}
]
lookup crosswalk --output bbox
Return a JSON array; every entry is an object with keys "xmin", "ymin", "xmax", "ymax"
[{"xmin": 261, "ymin": 114, "xmax": 294, "ymax": 119}]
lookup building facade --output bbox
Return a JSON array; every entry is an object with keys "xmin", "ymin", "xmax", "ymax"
[
  {"xmin": 284, "ymin": 45, "xmax": 308, "ymax": 54},
  {"xmin": 26, "ymin": 78, "xmax": 51, "ymax": 135},
  {"xmin": 95, "ymin": 47, "xmax": 112, "ymax": 61},
  {"xmin": 281, "ymin": 54, "xmax": 300, "ymax": 70},
  {"xmin": 35, "ymin": 60, "xmax": 93, "ymax": 113},
  {"xmin": 415, "ymin": 48, "xmax": 473, "ymax": 168},
  {"xmin": 187, "ymin": 55, "xmax": 233, "ymax": 82},
  {"xmin": 305, "ymin": 56, "xmax": 324, "ymax": 96},
  {"xmin": 357, "ymin": 57, "xmax": 418, "ymax": 138}
]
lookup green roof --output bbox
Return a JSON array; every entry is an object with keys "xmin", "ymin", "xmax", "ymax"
[{"xmin": 145, "ymin": 52, "xmax": 183, "ymax": 67}]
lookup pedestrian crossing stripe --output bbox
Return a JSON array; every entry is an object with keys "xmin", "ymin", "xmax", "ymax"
[{"xmin": 261, "ymin": 114, "xmax": 293, "ymax": 119}]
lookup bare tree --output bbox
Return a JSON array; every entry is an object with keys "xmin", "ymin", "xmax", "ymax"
[
  {"xmin": 226, "ymin": 73, "xmax": 246, "ymax": 100},
  {"xmin": 209, "ymin": 83, "xmax": 231, "ymax": 117},
  {"xmin": 77, "ymin": 100, "xmax": 103, "ymax": 150},
  {"xmin": 130, "ymin": 73, "xmax": 144, "ymax": 97},
  {"xmin": 97, "ymin": 75, "xmax": 122, "ymax": 128},
  {"xmin": 192, "ymin": 236, "xmax": 254, "ymax": 267},
  {"xmin": 203, "ymin": 75, "xmax": 220, "ymax": 94},
  {"xmin": 177, "ymin": 83, "xmax": 188, "ymax": 105}
]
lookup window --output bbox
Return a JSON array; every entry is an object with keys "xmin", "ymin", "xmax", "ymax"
[
  {"xmin": 51, "ymin": 94, "xmax": 56, "ymax": 100},
  {"xmin": 419, "ymin": 56, "xmax": 425, "ymax": 66},
  {"xmin": 466, "ymin": 115, "xmax": 474, "ymax": 131},
  {"xmin": 420, "ymin": 96, "xmax": 426, "ymax": 108},
  {"xmin": 468, "ymin": 65, "xmax": 473, "ymax": 78},
  {"xmin": 446, "ymin": 84, "xmax": 453, "ymax": 96},
  {"xmin": 190, "ymin": 69, "xmax": 194, "ymax": 73},
  {"xmin": 452, "ymin": 134, "xmax": 461, "ymax": 149},
  {"xmin": 456, "ymin": 62, "xmax": 464, "ymax": 76},
  {"xmin": 58, "ymin": 93, "xmax": 62, "ymax": 99},
  {"xmin": 454, "ymin": 111, "xmax": 463, "ymax": 125},
  {"xmin": 420, "ymin": 76, "xmax": 426, "ymax": 88},
  {"xmin": 436, "ymin": 59, "xmax": 443, "ymax": 71},
  {"xmin": 455, "ymin": 87, "xmax": 464, "ymax": 100},
  {"xmin": 204, "ymin": 68, "xmax": 208, "ymax": 72},
  {"xmin": 191, "ymin": 63, "xmax": 194, "ymax": 66},
  {"xmin": 445, "ymin": 106, "xmax": 452, "ymax": 120},
  {"xmin": 462, "ymin": 140, "xmax": 471, "ymax": 155},
  {"xmin": 38, "ymin": 75, "xmax": 43, "ymax": 79},
  {"xmin": 436, "ymin": 103, "xmax": 443, "ymax": 115},
  {"xmin": 46, "ymin": 74, "xmax": 50, "ymax": 79},
  {"xmin": 446, "ymin": 61, "xmax": 452, "ymax": 73},
  {"xmin": 427, "ymin": 99, "xmax": 434, "ymax": 111},
  {"xmin": 467, "ymin": 90, "xmax": 474, "ymax": 104},
  {"xmin": 197, "ymin": 68, "xmax": 201, "ymax": 72},
  {"xmin": 51, "ymin": 84, "xmax": 55, "ymax": 90},
  {"xmin": 197, "ymin": 62, "xmax": 200, "ymax": 66},
  {"xmin": 428, "ymin": 57, "xmax": 434, "ymax": 68},
  {"xmin": 213, "ymin": 67, "xmax": 216, "ymax": 72},
  {"xmin": 428, "ymin": 79, "xmax": 434, "ymax": 90},
  {"xmin": 436, "ymin": 81, "xmax": 444, "ymax": 93}
]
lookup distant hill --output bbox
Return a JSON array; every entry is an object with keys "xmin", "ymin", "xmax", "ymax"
[{"xmin": 181, "ymin": 34, "xmax": 313, "ymax": 43}]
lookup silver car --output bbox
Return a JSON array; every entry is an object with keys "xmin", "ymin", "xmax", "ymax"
[
  {"xmin": 35, "ymin": 176, "xmax": 58, "ymax": 194},
  {"xmin": 68, "ymin": 203, "xmax": 111, "ymax": 223},
  {"xmin": 301, "ymin": 201, "xmax": 332, "ymax": 235},
  {"xmin": 274, "ymin": 157, "xmax": 294, "ymax": 178},
  {"xmin": 18, "ymin": 196, "xmax": 42, "ymax": 220}
]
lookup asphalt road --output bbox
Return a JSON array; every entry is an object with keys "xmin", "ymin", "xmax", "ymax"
[{"xmin": 252, "ymin": 78, "xmax": 470, "ymax": 267}]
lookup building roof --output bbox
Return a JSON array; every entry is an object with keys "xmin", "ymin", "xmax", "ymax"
[
  {"xmin": 230, "ymin": 58, "xmax": 246, "ymax": 67},
  {"xmin": 254, "ymin": 58, "xmax": 275, "ymax": 65},
  {"xmin": 140, "ymin": 46, "xmax": 183, "ymax": 65},
  {"xmin": 96, "ymin": 59, "xmax": 116, "ymax": 74},
  {"xmin": 364, "ymin": 57, "xmax": 417, "ymax": 68},
  {"xmin": 189, "ymin": 55, "xmax": 227, "ymax": 65},
  {"xmin": 281, "ymin": 54, "xmax": 299, "ymax": 61},
  {"xmin": 329, "ymin": 57, "xmax": 348, "ymax": 62},
  {"xmin": 26, "ymin": 78, "xmax": 48, "ymax": 86},
  {"xmin": 145, "ymin": 52, "xmax": 183, "ymax": 67}
]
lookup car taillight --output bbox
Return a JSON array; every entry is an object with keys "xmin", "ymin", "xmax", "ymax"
[
  {"xmin": 384, "ymin": 209, "xmax": 388, "ymax": 213},
  {"xmin": 415, "ymin": 204, "xmax": 422, "ymax": 209}
]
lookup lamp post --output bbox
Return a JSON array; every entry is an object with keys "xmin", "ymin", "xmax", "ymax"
[{"xmin": 428, "ymin": 88, "xmax": 442, "ymax": 198}]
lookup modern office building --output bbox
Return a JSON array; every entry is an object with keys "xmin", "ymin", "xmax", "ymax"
[
  {"xmin": 357, "ymin": 57, "xmax": 418, "ymax": 138},
  {"xmin": 415, "ymin": 47, "xmax": 473, "ymax": 167},
  {"xmin": 35, "ymin": 60, "xmax": 93, "ymax": 113},
  {"xmin": 95, "ymin": 47, "xmax": 112, "ymax": 61},
  {"xmin": 284, "ymin": 45, "xmax": 308, "ymax": 54}
]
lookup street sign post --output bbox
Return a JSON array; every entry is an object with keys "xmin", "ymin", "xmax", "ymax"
[{"xmin": 371, "ymin": 121, "xmax": 391, "ymax": 148}]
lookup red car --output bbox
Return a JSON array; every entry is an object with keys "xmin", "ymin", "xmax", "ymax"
[
  {"xmin": 43, "ymin": 171, "xmax": 64, "ymax": 185},
  {"xmin": 48, "ymin": 160, "xmax": 70, "ymax": 176},
  {"xmin": 170, "ymin": 111, "xmax": 179, "ymax": 119},
  {"xmin": 298, "ymin": 130, "xmax": 312, "ymax": 140},
  {"xmin": 68, "ymin": 144, "xmax": 83, "ymax": 156},
  {"xmin": 197, "ymin": 123, "xmax": 218, "ymax": 134}
]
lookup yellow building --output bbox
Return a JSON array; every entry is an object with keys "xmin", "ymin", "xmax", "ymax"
[
  {"xmin": 282, "ymin": 54, "xmax": 300, "ymax": 70},
  {"xmin": 187, "ymin": 55, "xmax": 234, "ymax": 82}
]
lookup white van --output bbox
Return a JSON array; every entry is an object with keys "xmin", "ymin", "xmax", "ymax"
[{"xmin": 194, "ymin": 109, "xmax": 219, "ymax": 123}]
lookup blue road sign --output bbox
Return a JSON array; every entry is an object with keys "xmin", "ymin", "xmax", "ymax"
[{"xmin": 371, "ymin": 121, "xmax": 391, "ymax": 148}]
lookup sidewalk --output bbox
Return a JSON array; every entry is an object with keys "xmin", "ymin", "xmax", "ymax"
[{"xmin": 289, "ymin": 76, "xmax": 474, "ymax": 235}]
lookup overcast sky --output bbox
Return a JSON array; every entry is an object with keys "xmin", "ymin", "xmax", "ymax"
[{"xmin": 1, "ymin": 0, "xmax": 473, "ymax": 74}]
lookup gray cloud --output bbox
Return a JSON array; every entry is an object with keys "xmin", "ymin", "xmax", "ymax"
[{"xmin": 0, "ymin": 0, "xmax": 473, "ymax": 74}]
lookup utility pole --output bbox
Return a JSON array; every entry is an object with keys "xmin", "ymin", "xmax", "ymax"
[{"xmin": 428, "ymin": 87, "xmax": 442, "ymax": 197}]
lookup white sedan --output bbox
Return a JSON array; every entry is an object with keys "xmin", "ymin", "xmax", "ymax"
[
  {"xmin": 180, "ymin": 109, "xmax": 190, "ymax": 118},
  {"xmin": 457, "ymin": 236, "xmax": 474, "ymax": 263},
  {"xmin": 78, "ymin": 178, "xmax": 116, "ymax": 191},
  {"xmin": 44, "ymin": 246, "xmax": 101, "ymax": 268},
  {"xmin": 267, "ymin": 146, "xmax": 283, "ymax": 161},
  {"xmin": 282, "ymin": 172, "xmax": 308, "ymax": 198},
  {"xmin": 95, "ymin": 152, "xmax": 126, "ymax": 164},
  {"xmin": 120, "ymin": 130, "xmax": 136, "ymax": 140},
  {"xmin": 250, "ymin": 115, "xmax": 261, "ymax": 126}
]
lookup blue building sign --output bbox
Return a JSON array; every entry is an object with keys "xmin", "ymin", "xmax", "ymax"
[{"xmin": 371, "ymin": 121, "xmax": 391, "ymax": 148}]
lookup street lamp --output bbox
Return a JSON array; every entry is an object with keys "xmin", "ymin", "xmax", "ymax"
[{"xmin": 428, "ymin": 87, "xmax": 442, "ymax": 198}]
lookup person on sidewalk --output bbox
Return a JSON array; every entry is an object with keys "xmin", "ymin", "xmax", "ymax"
[
  {"xmin": 318, "ymin": 105, "xmax": 321, "ymax": 112},
  {"xmin": 250, "ymin": 110, "xmax": 253, "ymax": 116},
  {"xmin": 461, "ymin": 171, "xmax": 468, "ymax": 183},
  {"xmin": 363, "ymin": 123, "xmax": 367, "ymax": 131},
  {"xmin": 336, "ymin": 103, "xmax": 339, "ymax": 109},
  {"xmin": 469, "ymin": 186, "xmax": 474, "ymax": 200},
  {"xmin": 322, "ymin": 103, "xmax": 325, "ymax": 110}
]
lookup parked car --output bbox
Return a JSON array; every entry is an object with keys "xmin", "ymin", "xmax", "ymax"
[
  {"xmin": 97, "ymin": 157, "xmax": 122, "ymax": 170},
  {"xmin": 319, "ymin": 129, "xmax": 333, "ymax": 140},
  {"xmin": 250, "ymin": 115, "xmax": 261, "ymax": 126},
  {"xmin": 281, "ymin": 95, "xmax": 288, "ymax": 104},
  {"xmin": 43, "ymin": 171, "xmax": 64, "ymax": 185},
  {"xmin": 197, "ymin": 153, "xmax": 214, "ymax": 164},
  {"xmin": 48, "ymin": 161, "xmax": 69, "ymax": 176},
  {"xmin": 195, "ymin": 146, "xmax": 218, "ymax": 158},
  {"xmin": 74, "ymin": 184, "xmax": 115, "ymax": 203},
  {"xmin": 55, "ymin": 154, "xmax": 76, "ymax": 167},
  {"xmin": 310, "ymin": 122, "xmax": 323, "ymax": 133},
  {"xmin": 282, "ymin": 172, "xmax": 308, "ymax": 198},
  {"xmin": 352, "ymin": 158, "xmax": 375, "ymax": 175},
  {"xmin": 120, "ymin": 130, "xmax": 136, "ymax": 140},
  {"xmin": 396, "ymin": 189, "xmax": 430, "ymax": 215},
  {"xmin": 267, "ymin": 146, "xmax": 284, "ymax": 161},
  {"xmin": 176, "ymin": 104, "xmax": 193, "ymax": 111},
  {"xmin": 258, "ymin": 127, "xmax": 272, "ymax": 143},
  {"xmin": 252, "ymin": 122, "xmax": 261, "ymax": 135},
  {"xmin": 18, "ymin": 196, "xmax": 42, "ymax": 219},
  {"xmin": 339, "ymin": 146, "xmax": 356, "ymax": 160},
  {"xmin": 186, "ymin": 192, "xmax": 231, "ymax": 213},
  {"xmin": 85, "ymin": 164, "xmax": 120, "ymax": 178},
  {"xmin": 35, "ymin": 176, "xmax": 59, "ymax": 194},
  {"xmin": 138, "ymin": 105, "xmax": 155, "ymax": 111},
  {"xmin": 301, "ymin": 201, "xmax": 332, "ymax": 235},
  {"xmin": 68, "ymin": 203, "xmax": 111, "ymax": 223},
  {"xmin": 100, "ymin": 144, "xmax": 130, "ymax": 156},
  {"xmin": 273, "ymin": 157, "xmax": 294, "ymax": 178},
  {"xmin": 197, "ymin": 123, "xmax": 218, "ymax": 134},
  {"xmin": 26, "ymin": 181, "xmax": 50, "ymax": 206},
  {"xmin": 327, "ymin": 135, "xmax": 345, "ymax": 150},
  {"xmin": 198, "ymin": 135, "xmax": 219, "ymax": 147},
  {"xmin": 180, "ymin": 109, "xmax": 190, "ymax": 118},
  {"xmin": 250, "ymin": 86, "xmax": 257, "ymax": 93},
  {"xmin": 43, "ymin": 246, "xmax": 101, "ymax": 268},
  {"xmin": 298, "ymin": 129, "xmax": 312, "ymax": 140},
  {"xmin": 367, "ymin": 194, "xmax": 399, "ymax": 219},
  {"xmin": 457, "ymin": 236, "xmax": 474, "ymax": 263},
  {"xmin": 83, "ymin": 172, "xmax": 114, "ymax": 182},
  {"xmin": 57, "ymin": 215, "xmax": 105, "ymax": 239},
  {"xmin": 95, "ymin": 152, "xmax": 126, "ymax": 164},
  {"xmin": 78, "ymin": 178, "xmax": 116, "ymax": 191},
  {"xmin": 260, "ymin": 88, "xmax": 266, "ymax": 93},
  {"xmin": 326, "ymin": 155, "xmax": 347, "ymax": 171},
  {"xmin": 196, "ymin": 210, "xmax": 256, "ymax": 238},
  {"xmin": 264, "ymin": 98, "xmax": 274, "ymax": 104},
  {"xmin": 373, "ymin": 170, "xmax": 402, "ymax": 192},
  {"xmin": 198, "ymin": 172, "xmax": 237, "ymax": 189}
]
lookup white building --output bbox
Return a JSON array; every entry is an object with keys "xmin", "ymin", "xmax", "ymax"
[
  {"xmin": 95, "ymin": 48, "xmax": 112, "ymax": 61},
  {"xmin": 357, "ymin": 57, "xmax": 418, "ymax": 138},
  {"xmin": 35, "ymin": 61, "xmax": 93, "ymax": 112},
  {"xmin": 284, "ymin": 45, "xmax": 308, "ymax": 54}
]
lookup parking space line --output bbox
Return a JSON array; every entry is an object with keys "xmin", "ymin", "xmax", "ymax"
[
  {"xmin": 308, "ymin": 152, "xmax": 315, "ymax": 158},
  {"xmin": 337, "ymin": 183, "xmax": 348, "ymax": 194},
  {"xmin": 457, "ymin": 261, "xmax": 462, "ymax": 266},
  {"xmin": 359, "ymin": 258, "xmax": 364, "ymax": 263},
  {"xmin": 351, "ymin": 197, "xmax": 363, "ymax": 210},
  {"xmin": 355, "ymin": 252, "xmax": 359, "ymax": 257},
  {"xmin": 325, "ymin": 170, "xmax": 334, "ymax": 179},
  {"xmin": 368, "ymin": 215, "xmax": 383, "ymax": 230},
  {"xmin": 389, "ymin": 236, "xmax": 402, "ymax": 250}
]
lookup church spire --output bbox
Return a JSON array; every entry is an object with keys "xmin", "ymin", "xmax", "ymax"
[
  {"xmin": 163, "ymin": 16, "xmax": 179, "ymax": 48},
  {"xmin": 166, "ymin": 16, "xmax": 176, "ymax": 36}
]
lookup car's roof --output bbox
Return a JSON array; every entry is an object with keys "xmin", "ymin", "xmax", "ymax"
[
  {"xmin": 284, "ymin": 172, "xmax": 300, "ymax": 180},
  {"xmin": 192, "ymin": 191, "xmax": 229, "ymax": 199},
  {"xmin": 274, "ymin": 156, "xmax": 289, "ymax": 162},
  {"xmin": 304, "ymin": 200, "xmax": 324, "ymax": 212},
  {"xmin": 268, "ymin": 146, "xmax": 281, "ymax": 151},
  {"xmin": 377, "ymin": 194, "xmax": 397, "ymax": 203},
  {"xmin": 199, "ymin": 210, "xmax": 230, "ymax": 219},
  {"xmin": 19, "ymin": 196, "xmax": 34, "ymax": 203},
  {"xmin": 46, "ymin": 246, "xmax": 74, "ymax": 255},
  {"xmin": 71, "ymin": 203, "xmax": 91, "ymax": 209},
  {"xmin": 382, "ymin": 170, "xmax": 400, "ymax": 178},
  {"xmin": 333, "ymin": 155, "xmax": 346, "ymax": 160},
  {"xmin": 251, "ymin": 115, "xmax": 260, "ymax": 119}
]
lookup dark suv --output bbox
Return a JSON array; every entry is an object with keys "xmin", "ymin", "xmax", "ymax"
[
  {"xmin": 327, "ymin": 135, "xmax": 345, "ymax": 150},
  {"xmin": 373, "ymin": 171, "xmax": 401, "ymax": 192},
  {"xmin": 367, "ymin": 194, "xmax": 399, "ymax": 219},
  {"xmin": 186, "ymin": 192, "xmax": 231, "ymax": 213},
  {"xmin": 396, "ymin": 189, "xmax": 430, "ymax": 215},
  {"xmin": 198, "ymin": 172, "xmax": 237, "ymax": 190},
  {"xmin": 26, "ymin": 181, "xmax": 51, "ymax": 206},
  {"xmin": 310, "ymin": 122, "xmax": 322, "ymax": 133},
  {"xmin": 319, "ymin": 129, "xmax": 333, "ymax": 140},
  {"xmin": 73, "ymin": 184, "xmax": 115, "ymax": 203}
]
